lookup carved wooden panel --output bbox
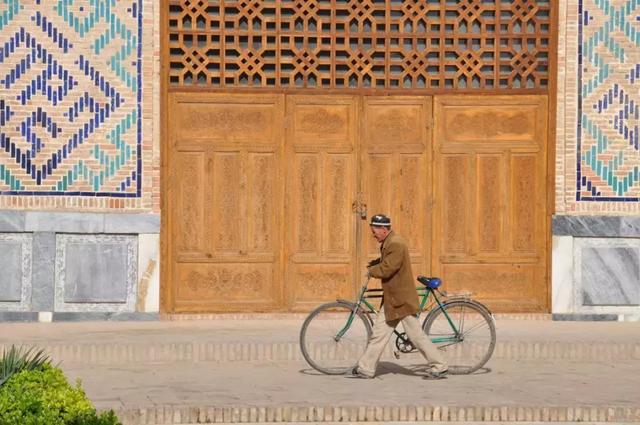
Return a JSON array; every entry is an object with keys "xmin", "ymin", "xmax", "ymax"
[
  {"xmin": 477, "ymin": 154, "xmax": 503, "ymax": 254},
  {"xmin": 176, "ymin": 263, "xmax": 273, "ymax": 304},
  {"xmin": 433, "ymin": 95, "xmax": 548, "ymax": 312},
  {"xmin": 286, "ymin": 96, "xmax": 357, "ymax": 310},
  {"xmin": 440, "ymin": 154, "xmax": 468, "ymax": 254},
  {"xmin": 511, "ymin": 153, "xmax": 540, "ymax": 254},
  {"xmin": 171, "ymin": 102, "xmax": 279, "ymax": 146},
  {"xmin": 248, "ymin": 153, "xmax": 277, "ymax": 253},
  {"xmin": 166, "ymin": 0, "xmax": 551, "ymax": 91},
  {"xmin": 361, "ymin": 97, "xmax": 431, "ymax": 277},
  {"xmin": 166, "ymin": 93, "xmax": 284, "ymax": 312},
  {"xmin": 173, "ymin": 152, "xmax": 207, "ymax": 258},
  {"xmin": 212, "ymin": 153, "xmax": 242, "ymax": 252}
]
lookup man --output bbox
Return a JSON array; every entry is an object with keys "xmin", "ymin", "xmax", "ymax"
[{"xmin": 351, "ymin": 214, "xmax": 448, "ymax": 379}]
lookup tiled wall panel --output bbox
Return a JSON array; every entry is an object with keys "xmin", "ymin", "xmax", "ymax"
[
  {"xmin": 557, "ymin": 0, "xmax": 640, "ymax": 214},
  {"xmin": 0, "ymin": 0, "xmax": 158, "ymax": 211}
]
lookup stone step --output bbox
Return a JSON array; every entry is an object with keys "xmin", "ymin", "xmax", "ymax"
[
  {"xmin": 112, "ymin": 405, "xmax": 640, "ymax": 424},
  {"xmin": 3, "ymin": 340, "xmax": 639, "ymax": 364}
]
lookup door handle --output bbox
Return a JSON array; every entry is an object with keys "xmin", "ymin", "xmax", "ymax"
[{"xmin": 352, "ymin": 200, "xmax": 367, "ymax": 220}]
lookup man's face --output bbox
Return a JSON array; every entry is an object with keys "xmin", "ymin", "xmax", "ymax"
[{"xmin": 370, "ymin": 225, "xmax": 390, "ymax": 243}]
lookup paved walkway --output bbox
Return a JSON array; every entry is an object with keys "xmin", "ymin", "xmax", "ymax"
[{"xmin": 2, "ymin": 318, "xmax": 640, "ymax": 424}]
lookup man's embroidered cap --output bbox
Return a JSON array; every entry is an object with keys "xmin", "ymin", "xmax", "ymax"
[{"xmin": 370, "ymin": 214, "xmax": 391, "ymax": 227}]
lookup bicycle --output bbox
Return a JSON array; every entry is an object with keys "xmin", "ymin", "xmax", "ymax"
[{"xmin": 299, "ymin": 275, "xmax": 496, "ymax": 376}]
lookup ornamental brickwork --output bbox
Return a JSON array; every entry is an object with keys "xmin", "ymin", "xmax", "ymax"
[
  {"xmin": 0, "ymin": 0, "xmax": 159, "ymax": 211},
  {"xmin": 556, "ymin": 0, "xmax": 640, "ymax": 214}
]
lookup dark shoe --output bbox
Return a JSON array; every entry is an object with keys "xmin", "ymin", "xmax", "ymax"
[
  {"xmin": 348, "ymin": 366, "xmax": 374, "ymax": 379},
  {"xmin": 423, "ymin": 369, "xmax": 448, "ymax": 380}
]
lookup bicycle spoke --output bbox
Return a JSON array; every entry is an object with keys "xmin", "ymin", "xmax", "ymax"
[
  {"xmin": 300, "ymin": 302, "xmax": 371, "ymax": 375},
  {"xmin": 460, "ymin": 320, "xmax": 490, "ymax": 337},
  {"xmin": 423, "ymin": 300, "xmax": 496, "ymax": 375}
]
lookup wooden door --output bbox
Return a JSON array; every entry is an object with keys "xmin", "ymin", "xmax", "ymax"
[
  {"xmin": 285, "ymin": 96, "xmax": 359, "ymax": 310},
  {"xmin": 164, "ymin": 93, "xmax": 285, "ymax": 312},
  {"xmin": 360, "ymin": 97, "xmax": 433, "ymax": 281},
  {"xmin": 432, "ymin": 95, "xmax": 548, "ymax": 312}
]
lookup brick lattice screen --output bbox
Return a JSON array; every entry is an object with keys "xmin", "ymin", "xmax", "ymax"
[{"xmin": 166, "ymin": 0, "xmax": 551, "ymax": 91}]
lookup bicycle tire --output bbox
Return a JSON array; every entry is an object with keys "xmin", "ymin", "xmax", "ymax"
[
  {"xmin": 422, "ymin": 300, "xmax": 496, "ymax": 375},
  {"xmin": 299, "ymin": 301, "xmax": 372, "ymax": 375}
]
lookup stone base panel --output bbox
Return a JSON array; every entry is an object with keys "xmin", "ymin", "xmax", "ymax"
[
  {"xmin": 553, "ymin": 215, "xmax": 640, "ymax": 319},
  {"xmin": 0, "ymin": 210, "xmax": 159, "ymax": 315}
]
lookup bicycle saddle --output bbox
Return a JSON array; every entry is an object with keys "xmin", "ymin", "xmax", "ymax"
[{"xmin": 417, "ymin": 275, "xmax": 441, "ymax": 289}]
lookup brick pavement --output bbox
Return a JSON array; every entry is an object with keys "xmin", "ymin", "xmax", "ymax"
[{"xmin": 2, "ymin": 318, "xmax": 640, "ymax": 424}]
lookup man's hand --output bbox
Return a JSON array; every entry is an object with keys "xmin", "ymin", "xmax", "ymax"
[{"xmin": 365, "ymin": 269, "xmax": 371, "ymax": 279}]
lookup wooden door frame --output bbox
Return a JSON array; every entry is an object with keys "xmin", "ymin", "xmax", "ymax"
[
  {"xmin": 359, "ymin": 96, "xmax": 434, "ymax": 280},
  {"xmin": 431, "ymin": 94, "xmax": 550, "ymax": 312},
  {"xmin": 283, "ymin": 94, "xmax": 361, "ymax": 310},
  {"xmin": 159, "ymin": 1, "xmax": 559, "ymax": 313}
]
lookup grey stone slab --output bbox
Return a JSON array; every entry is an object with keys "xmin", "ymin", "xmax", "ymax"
[
  {"xmin": 620, "ymin": 216, "xmax": 640, "ymax": 237},
  {"xmin": 31, "ymin": 233, "xmax": 56, "ymax": 311},
  {"xmin": 552, "ymin": 313, "xmax": 619, "ymax": 321},
  {"xmin": 52, "ymin": 312, "xmax": 112, "ymax": 321},
  {"xmin": 21, "ymin": 212, "xmax": 160, "ymax": 234},
  {"xmin": 0, "ymin": 312, "xmax": 38, "ymax": 322},
  {"xmin": 104, "ymin": 214, "xmax": 160, "ymax": 234},
  {"xmin": 0, "ymin": 234, "xmax": 32, "ymax": 312},
  {"xmin": 64, "ymin": 242, "xmax": 129, "ymax": 303},
  {"xmin": 55, "ymin": 234, "xmax": 138, "ymax": 313},
  {"xmin": 0, "ymin": 240, "xmax": 23, "ymax": 302},
  {"xmin": 52, "ymin": 312, "xmax": 159, "ymax": 322},
  {"xmin": 552, "ymin": 215, "xmax": 623, "ymax": 237},
  {"xmin": 0, "ymin": 210, "xmax": 25, "ymax": 231},
  {"xmin": 109, "ymin": 312, "xmax": 160, "ymax": 321},
  {"xmin": 25, "ymin": 212, "xmax": 104, "ymax": 233},
  {"xmin": 581, "ymin": 246, "xmax": 640, "ymax": 306}
]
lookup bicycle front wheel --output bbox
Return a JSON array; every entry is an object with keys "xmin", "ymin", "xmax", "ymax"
[
  {"xmin": 422, "ymin": 300, "xmax": 496, "ymax": 375},
  {"xmin": 299, "ymin": 301, "xmax": 372, "ymax": 375}
]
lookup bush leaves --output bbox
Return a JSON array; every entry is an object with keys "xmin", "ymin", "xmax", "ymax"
[{"xmin": 0, "ymin": 345, "xmax": 52, "ymax": 387}]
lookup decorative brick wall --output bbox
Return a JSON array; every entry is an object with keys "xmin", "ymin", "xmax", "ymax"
[
  {"xmin": 0, "ymin": 0, "xmax": 158, "ymax": 212},
  {"xmin": 556, "ymin": 0, "xmax": 640, "ymax": 215},
  {"xmin": 553, "ymin": 0, "xmax": 639, "ymax": 320}
]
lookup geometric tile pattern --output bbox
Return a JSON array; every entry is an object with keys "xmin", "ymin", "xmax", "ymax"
[
  {"xmin": 0, "ymin": 0, "xmax": 142, "ymax": 197},
  {"xmin": 577, "ymin": 0, "xmax": 640, "ymax": 202}
]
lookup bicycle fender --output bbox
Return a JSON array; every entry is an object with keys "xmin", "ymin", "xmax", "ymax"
[{"xmin": 442, "ymin": 298, "xmax": 494, "ymax": 318}]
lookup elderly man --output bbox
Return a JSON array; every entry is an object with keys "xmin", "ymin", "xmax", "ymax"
[{"xmin": 351, "ymin": 214, "xmax": 448, "ymax": 379}]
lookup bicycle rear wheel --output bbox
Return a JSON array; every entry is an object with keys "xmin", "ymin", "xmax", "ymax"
[
  {"xmin": 422, "ymin": 300, "xmax": 495, "ymax": 375},
  {"xmin": 299, "ymin": 301, "xmax": 372, "ymax": 375}
]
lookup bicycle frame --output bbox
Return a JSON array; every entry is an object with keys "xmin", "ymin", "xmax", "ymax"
[{"xmin": 336, "ymin": 278, "xmax": 462, "ymax": 345}]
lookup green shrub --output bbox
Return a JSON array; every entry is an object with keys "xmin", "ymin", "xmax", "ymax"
[
  {"xmin": 0, "ymin": 365, "xmax": 120, "ymax": 425},
  {"xmin": 0, "ymin": 345, "xmax": 51, "ymax": 386}
]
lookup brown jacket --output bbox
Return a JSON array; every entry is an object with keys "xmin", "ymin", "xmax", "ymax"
[{"xmin": 368, "ymin": 231, "xmax": 419, "ymax": 321}]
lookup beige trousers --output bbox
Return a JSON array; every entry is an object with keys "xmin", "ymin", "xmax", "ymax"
[{"xmin": 357, "ymin": 308, "xmax": 448, "ymax": 377}]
